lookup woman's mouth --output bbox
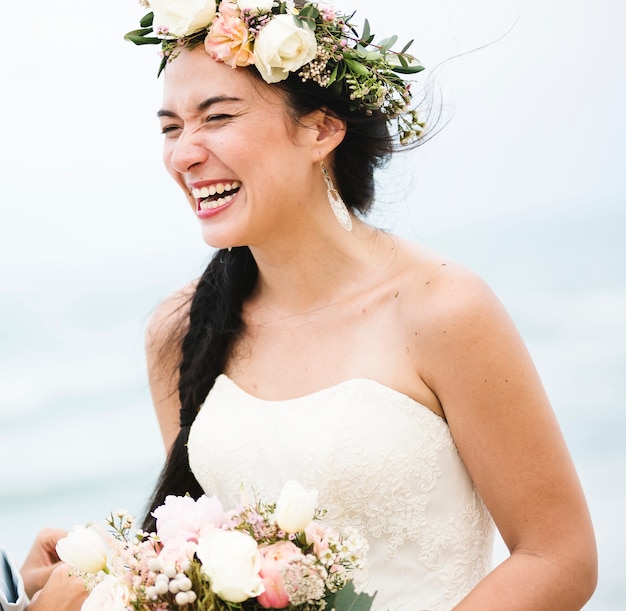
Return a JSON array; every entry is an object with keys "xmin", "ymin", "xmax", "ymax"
[{"xmin": 192, "ymin": 180, "xmax": 241, "ymax": 211}]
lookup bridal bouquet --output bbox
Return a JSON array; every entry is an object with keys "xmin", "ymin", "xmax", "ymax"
[{"xmin": 56, "ymin": 480, "xmax": 374, "ymax": 610}]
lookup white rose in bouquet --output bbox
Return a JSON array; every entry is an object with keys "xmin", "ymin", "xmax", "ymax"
[
  {"xmin": 253, "ymin": 14, "xmax": 317, "ymax": 83},
  {"xmin": 196, "ymin": 529, "xmax": 264, "ymax": 602},
  {"xmin": 150, "ymin": 0, "xmax": 217, "ymax": 37},
  {"xmin": 82, "ymin": 575, "xmax": 131, "ymax": 611},
  {"xmin": 56, "ymin": 526, "xmax": 108, "ymax": 574},
  {"xmin": 275, "ymin": 480, "xmax": 318, "ymax": 533}
]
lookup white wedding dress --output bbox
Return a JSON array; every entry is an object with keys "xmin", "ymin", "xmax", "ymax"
[{"xmin": 188, "ymin": 374, "xmax": 494, "ymax": 611}]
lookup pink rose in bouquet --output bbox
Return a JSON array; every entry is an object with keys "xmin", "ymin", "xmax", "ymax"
[
  {"xmin": 257, "ymin": 541, "xmax": 305, "ymax": 608},
  {"xmin": 152, "ymin": 493, "xmax": 223, "ymax": 543},
  {"xmin": 305, "ymin": 521, "xmax": 338, "ymax": 558},
  {"xmin": 157, "ymin": 536, "xmax": 197, "ymax": 568}
]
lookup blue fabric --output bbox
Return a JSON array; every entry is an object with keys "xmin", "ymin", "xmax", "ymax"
[{"xmin": 0, "ymin": 549, "xmax": 26, "ymax": 611}]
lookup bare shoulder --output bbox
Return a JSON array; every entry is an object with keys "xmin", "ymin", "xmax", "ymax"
[
  {"xmin": 145, "ymin": 281, "xmax": 197, "ymax": 352},
  {"xmin": 145, "ymin": 281, "xmax": 197, "ymax": 451},
  {"xmin": 359, "ymin": 235, "xmax": 518, "ymax": 416},
  {"xmin": 392, "ymin": 237, "xmax": 546, "ymax": 431},
  {"xmin": 389, "ymin": 237, "xmax": 533, "ymax": 407},
  {"xmin": 393, "ymin": 238, "xmax": 507, "ymax": 334}
]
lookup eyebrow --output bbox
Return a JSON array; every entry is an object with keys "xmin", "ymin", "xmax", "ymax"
[{"xmin": 157, "ymin": 95, "xmax": 243, "ymax": 118}]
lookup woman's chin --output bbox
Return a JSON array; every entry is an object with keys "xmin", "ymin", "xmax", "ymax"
[{"xmin": 199, "ymin": 229, "xmax": 240, "ymax": 251}]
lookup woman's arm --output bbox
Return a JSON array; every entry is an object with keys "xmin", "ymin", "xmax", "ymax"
[
  {"xmin": 419, "ymin": 267, "xmax": 597, "ymax": 609},
  {"xmin": 145, "ymin": 285, "xmax": 195, "ymax": 452}
]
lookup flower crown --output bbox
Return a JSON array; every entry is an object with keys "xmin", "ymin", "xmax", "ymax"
[{"xmin": 126, "ymin": 0, "xmax": 426, "ymax": 144}]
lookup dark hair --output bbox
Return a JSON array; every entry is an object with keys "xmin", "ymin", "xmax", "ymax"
[{"xmin": 141, "ymin": 67, "xmax": 406, "ymax": 531}]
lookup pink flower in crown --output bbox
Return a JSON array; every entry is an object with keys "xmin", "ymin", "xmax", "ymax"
[
  {"xmin": 219, "ymin": 0, "xmax": 241, "ymax": 17},
  {"xmin": 257, "ymin": 541, "xmax": 305, "ymax": 609},
  {"xmin": 318, "ymin": 3, "xmax": 336, "ymax": 21},
  {"xmin": 204, "ymin": 10, "xmax": 254, "ymax": 68},
  {"xmin": 152, "ymin": 494, "xmax": 224, "ymax": 544}
]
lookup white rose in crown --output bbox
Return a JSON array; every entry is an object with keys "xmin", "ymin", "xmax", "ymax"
[
  {"xmin": 82, "ymin": 575, "xmax": 131, "ymax": 611},
  {"xmin": 237, "ymin": 0, "xmax": 275, "ymax": 11},
  {"xmin": 274, "ymin": 480, "xmax": 318, "ymax": 533},
  {"xmin": 150, "ymin": 0, "xmax": 217, "ymax": 37},
  {"xmin": 56, "ymin": 526, "xmax": 109, "ymax": 574},
  {"xmin": 253, "ymin": 14, "xmax": 318, "ymax": 83},
  {"xmin": 196, "ymin": 529, "xmax": 265, "ymax": 603}
]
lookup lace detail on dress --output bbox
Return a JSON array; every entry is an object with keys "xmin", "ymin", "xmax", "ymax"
[
  {"xmin": 188, "ymin": 375, "xmax": 494, "ymax": 611},
  {"xmin": 312, "ymin": 384, "xmax": 450, "ymax": 561}
]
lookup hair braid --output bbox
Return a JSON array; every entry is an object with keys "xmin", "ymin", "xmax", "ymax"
[{"xmin": 142, "ymin": 246, "xmax": 258, "ymax": 531}]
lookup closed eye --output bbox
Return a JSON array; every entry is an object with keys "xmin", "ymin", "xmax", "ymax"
[
  {"xmin": 206, "ymin": 114, "xmax": 232, "ymax": 123},
  {"xmin": 160, "ymin": 124, "xmax": 182, "ymax": 137}
]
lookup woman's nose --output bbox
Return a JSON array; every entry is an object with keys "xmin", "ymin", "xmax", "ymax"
[{"xmin": 169, "ymin": 130, "xmax": 209, "ymax": 174}]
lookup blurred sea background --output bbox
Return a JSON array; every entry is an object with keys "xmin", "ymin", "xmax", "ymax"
[{"xmin": 1, "ymin": 0, "xmax": 624, "ymax": 608}]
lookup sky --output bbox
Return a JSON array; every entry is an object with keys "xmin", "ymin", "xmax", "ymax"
[{"xmin": 1, "ymin": 0, "xmax": 624, "ymax": 275}]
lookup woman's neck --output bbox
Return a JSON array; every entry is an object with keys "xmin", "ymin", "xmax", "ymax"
[{"xmin": 248, "ymin": 219, "xmax": 398, "ymax": 315}]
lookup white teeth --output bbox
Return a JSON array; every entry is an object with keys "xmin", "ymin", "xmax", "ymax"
[
  {"xmin": 191, "ymin": 180, "xmax": 241, "ymax": 200},
  {"xmin": 199, "ymin": 193, "xmax": 234, "ymax": 210}
]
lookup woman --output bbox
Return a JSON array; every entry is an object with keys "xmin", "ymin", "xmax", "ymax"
[{"xmin": 128, "ymin": 1, "xmax": 597, "ymax": 609}]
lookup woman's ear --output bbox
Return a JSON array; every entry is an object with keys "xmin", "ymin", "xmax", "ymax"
[{"xmin": 305, "ymin": 108, "xmax": 347, "ymax": 160}]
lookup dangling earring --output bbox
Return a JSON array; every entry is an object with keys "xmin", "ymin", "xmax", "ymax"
[{"xmin": 321, "ymin": 161, "xmax": 352, "ymax": 231}]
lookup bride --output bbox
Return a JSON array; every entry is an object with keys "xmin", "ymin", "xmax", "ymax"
[{"xmin": 127, "ymin": 1, "xmax": 597, "ymax": 609}]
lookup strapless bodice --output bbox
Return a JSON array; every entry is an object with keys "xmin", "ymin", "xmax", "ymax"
[{"xmin": 188, "ymin": 374, "xmax": 494, "ymax": 611}]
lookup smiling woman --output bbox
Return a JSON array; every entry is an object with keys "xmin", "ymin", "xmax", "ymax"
[
  {"xmin": 38, "ymin": 1, "xmax": 598, "ymax": 610},
  {"xmin": 155, "ymin": 54, "xmax": 345, "ymax": 249}
]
